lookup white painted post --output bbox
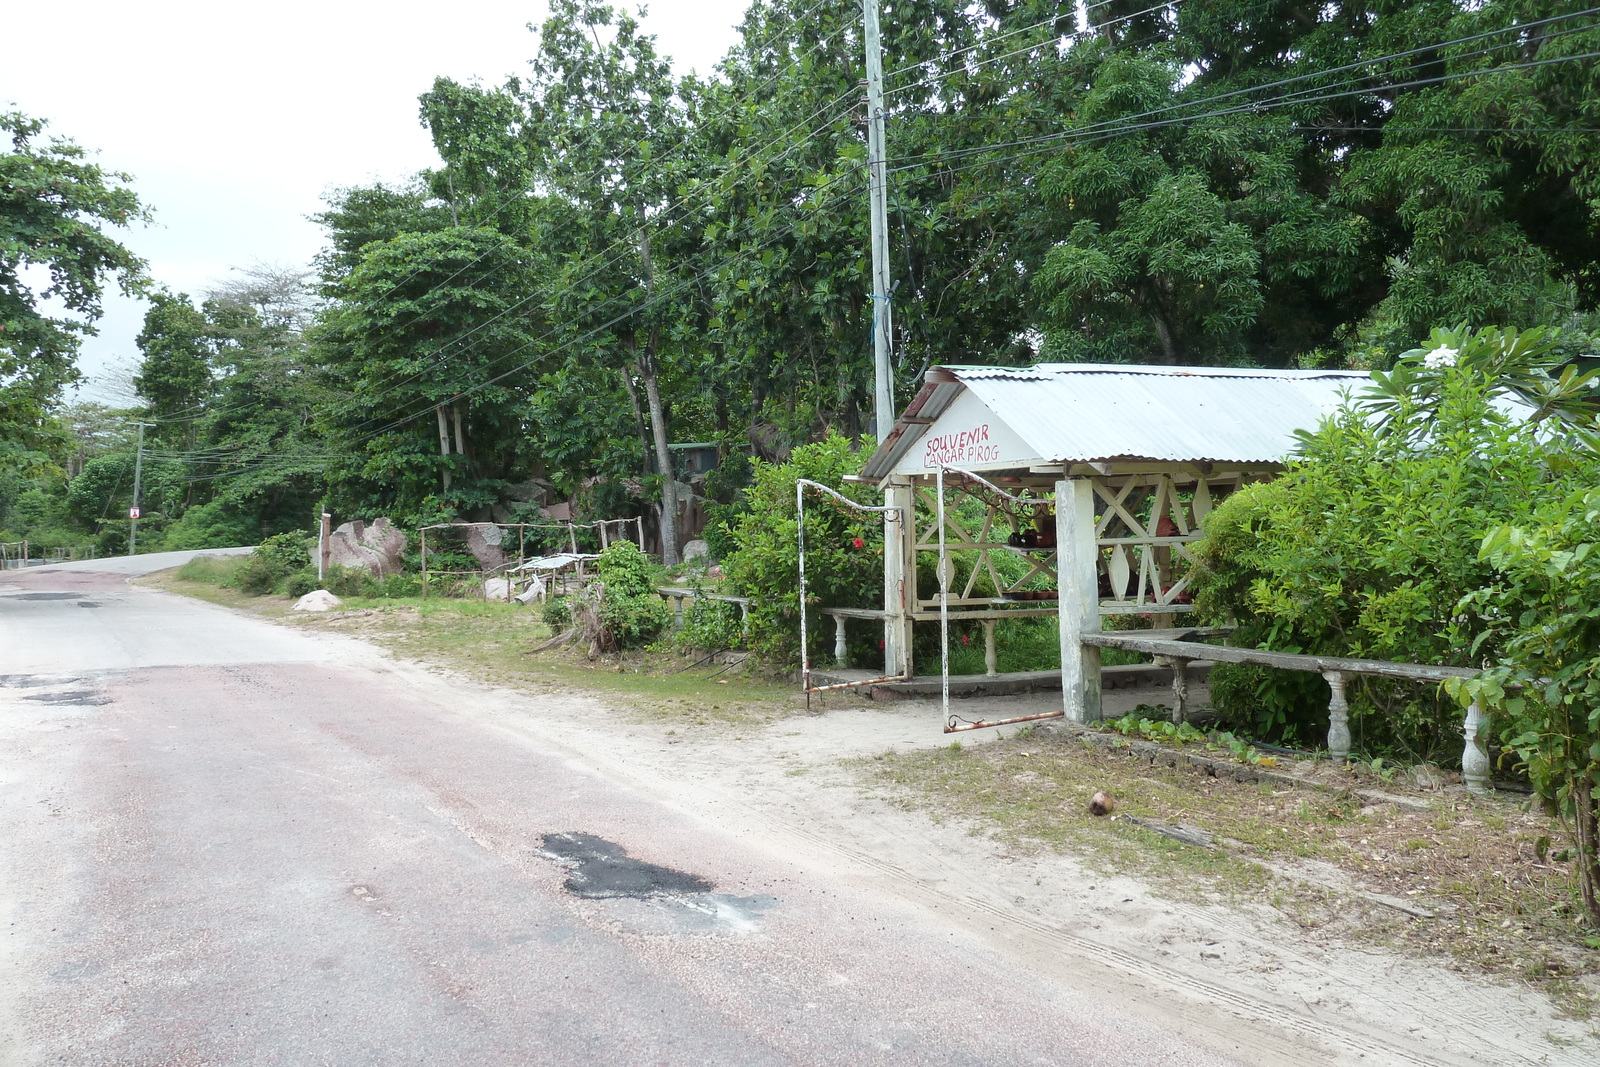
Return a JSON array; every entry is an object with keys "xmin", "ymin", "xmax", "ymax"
[
  {"xmin": 1323, "ymin": 670, "xmax": 1351, "ymax": 763},
  {"xmin": 1056, "ymin": 478, "xmax": 1101, "ymax": 723},
  {"xmin": 1462, "ymin": 701, "xmax": 1491, "ymax": 794},
  {"xmin": 982, "ymin": 620, "xmax": 998, "ymax": 677},
  {"xmin": 833, "ymin": 615, "xmax": 848, "ymax": 667},
  {"xmin": 883, "ymin": 480, "xmax": 914, "ymax": 679}
]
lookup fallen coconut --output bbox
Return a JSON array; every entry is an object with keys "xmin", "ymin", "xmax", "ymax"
[{"xmin": 1089, "ymin": 791, "xmax": 1116, "ymax": 817}]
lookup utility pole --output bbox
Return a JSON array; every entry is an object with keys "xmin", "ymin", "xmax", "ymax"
[
  {"xmin": 128, "ymin": 422, "xmax": 153, "ymax": 555},
  {"xmin": 863, "ymin": 0, "xmax": 894, "ymax": 440},
  {"xmin": 863, "ymin": 0, "xmax": 911, "ymax": 680}
]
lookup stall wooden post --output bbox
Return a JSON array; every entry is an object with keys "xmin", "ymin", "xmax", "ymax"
[
  {"xmin": 883, "ymin": 480, "xmax": 914, "ymax": 679},
  {"xmin": 421, "ymin": 528, "xmax": 429, "ymax": 599},
  {"xmin": 1056, "ymin": 478, "xmax": 1101, "ymax": 723}
]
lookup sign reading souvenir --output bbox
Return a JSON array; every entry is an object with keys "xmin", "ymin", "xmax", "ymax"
[
  {"xmin": 921, "ymin": 422, "xmax": 1001, "ymax": 468},
  {"xmin": 901, "ymin": 387, "xmax": 1040, "ymax": 475}
]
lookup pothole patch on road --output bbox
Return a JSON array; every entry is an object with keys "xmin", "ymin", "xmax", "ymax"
[
  {"xmin": 1, "ymin": 592, "xmax": 81, "ymax": 601},
  {"xmin": 538, "ymin": 831, "xmax": 777, "ymax": 935},
  {"xmin": 22, "ymin": 690, "xmax": 109, "ymax": 706},
  {"xmin": 0, "ymin": 674, "xmax": 109, "ymax": 708},
  {"xmin": 540, "ymin": 831, "xmax": 713, "ymax": 899}
]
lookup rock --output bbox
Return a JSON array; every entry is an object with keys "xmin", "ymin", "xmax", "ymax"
[
  {"xmin": 502, "ymin": 478, "xmax": 552, "ymax": 504},
  {"xmin": 682, "ymin": 539, "xmax": 710, "ymax": 560},
  {"xmin": 317, "ymin": 518, "xmax": 407, "ymax": 577},
  {"xmin": 1409, "ymin": 764, "xmax": 1447, "ymax": 791},
  {"xmin": 292, "ymin": 590, "xmax": 342, "ymax": 612},
  {"xmin": 483, "ymin": 577, "xmax": 512, "ymax": 600},
  {"xmin": 1089, "ymin": 791, "xmax": 1116, "ymax": 817},
  {"xmin": 464, "ymin": 523, "xmax": 509, "ymax": 571}
]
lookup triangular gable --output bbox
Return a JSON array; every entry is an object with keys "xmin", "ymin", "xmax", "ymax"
[{"xmin": 894, "ymin": 386, "xmax": 1044, "ymax": 476}]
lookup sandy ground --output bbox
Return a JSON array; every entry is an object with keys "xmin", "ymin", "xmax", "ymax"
[{"xmin": 3, "ymin": 561, "xmax": 1595, "ymax": 1064}]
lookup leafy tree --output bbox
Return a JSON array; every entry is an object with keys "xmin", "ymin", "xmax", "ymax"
[
  {"xmin": 65, "ymin": 450, "xmax": 183, "ymax": 552},
  {"xmin": 134, "ymin": 290, "xmax": 213, "ymax": 425},
  {"xmin": 317, "ymin": 226, "xmax": 541, "ymax": 522},
  {"xmin": 195, "ymin": 266, "xmax": 329, "ymax": 537},
  {"xmin": 1, "ymin": 112, "xmax": 146, "ymax": 472}
]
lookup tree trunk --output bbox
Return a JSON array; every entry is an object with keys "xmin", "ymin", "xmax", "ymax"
[
  {"xmin": 638, "ymin": 229, "xmax": 679, "ymax": 565},
  {"xmin": 1150, "ymin": 312, "xmax": 1178, "ymax": 364},
  {"xmin": 619, "ymin": 359, "xmax": 650, "ymax": 463},
  {"xmin": 1575, "ymin": 775, "xmax": 1600, "ymax": 922}
]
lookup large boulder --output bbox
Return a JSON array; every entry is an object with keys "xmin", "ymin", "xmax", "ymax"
[
  {"xmin": 464, "ymin": 523, "xmax": 508, "ymax": 571},
  {"xmin": 316, "ymin": 518, "xmax": 407, "ymax": 577}
]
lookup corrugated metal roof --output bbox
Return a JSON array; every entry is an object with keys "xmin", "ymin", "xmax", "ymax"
[{"xmin": 864, "ymin": 363, "xmax": 1370, "ymax": 479}]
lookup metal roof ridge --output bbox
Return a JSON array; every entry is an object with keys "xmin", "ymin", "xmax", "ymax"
[{"xmin": 1025, "ymin": 362, "xmax": 1368, "ymax": 379}]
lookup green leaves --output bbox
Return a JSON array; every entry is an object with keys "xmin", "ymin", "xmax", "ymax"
[
  {"xmin": 1193, "ymin": 332, "xmax": 1577, "ymax": 756},
  {"xmin": 1, "ymin": 111, "xmax": 147, "ymax": 472}
]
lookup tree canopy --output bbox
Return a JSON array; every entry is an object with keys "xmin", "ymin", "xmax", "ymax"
[{"xmin": 1, "ymin": 111, "xmax": 146, "ymax": 473}]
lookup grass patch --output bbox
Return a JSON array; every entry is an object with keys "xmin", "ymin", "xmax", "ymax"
[
  {"xmin": 292, "ymin": 595, "xmax": 800, "ymax": 722},
  {"xmin": 858, "ymin": 728, "xmax": 1600, "ymax": 1016},
  {"xmin": 145, "ymin": 565, "xmax": 809, "ymax": 726}
]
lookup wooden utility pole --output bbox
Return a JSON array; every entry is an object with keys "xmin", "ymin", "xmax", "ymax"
[
  {"xmin": 128, "ymin": 422, "xmax": 152, "ymax": 555},
  {"xmin": 863, "ymin": 0, "xmax": 910, "ymax": 679},
  {"xmin": 863, "ymin": 0, "xmax": 894, "ymax": 439}
]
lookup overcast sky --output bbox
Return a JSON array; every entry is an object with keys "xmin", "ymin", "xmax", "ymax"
[{"xmin": 1, "ymin": 0, "xmax": 753, "ymax": 401}]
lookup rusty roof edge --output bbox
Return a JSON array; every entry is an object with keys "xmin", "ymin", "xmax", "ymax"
[{"xmin": 863, "ymin": 377, "xmax": 964, "ymax": 484}]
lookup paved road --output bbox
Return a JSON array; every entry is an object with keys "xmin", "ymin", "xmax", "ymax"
[
  {"xmin": 5, "ymin": 557, "xmax": 1529, "ymax": 1066},
  {"xmin": 0, "ymin": 557, "xmax": 1250, "ymax": 1066}
]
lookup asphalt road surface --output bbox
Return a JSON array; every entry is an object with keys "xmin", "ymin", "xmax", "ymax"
[{"xmin": 0, "ymin": 555, "xmax": 1553, "ymax": 1066}]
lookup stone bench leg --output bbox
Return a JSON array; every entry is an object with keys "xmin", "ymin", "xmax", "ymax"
[
  {"xmin": 1156, "ymin": 656, "xmax": 1191, "ymax": 725},
  {"xmin": 983, "ymin": 620, "xmax": 998, "ymax": 677},
  {"xmin": 1463, "ymin": 701, "xmax": 1490, "ymax": 794},
  {"xmin": 1323, "ymin": 670, "xmax": 1351, "ymax": 763}
]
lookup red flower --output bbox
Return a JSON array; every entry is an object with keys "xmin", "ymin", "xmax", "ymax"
[
  {"xmin": 961, "ymin": 633, "xmax": 970, "ymax": 645},
  {"xmin": 852, "ymin": 537, "xmax": 865, "ymax": 549}
]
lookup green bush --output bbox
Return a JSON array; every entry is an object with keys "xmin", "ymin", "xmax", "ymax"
[
  {"xmin": 160, "ymin": 500, "xmax": 257, "ymax": 551},
  {"xmin": 1461, "ymin": 486, "xmax": 1600, "ymax": 922},
  {"xmin": 541, "ymin": 595, "xmax": 571, "ymax": 630},
  {"xmin": 238, "ymin": 531, "xmax": 314, "ymax": 595},
  {"xmin": 284, "ymin": 570, "xmax": 320, "ymax": 599},
  {"xmin": 720, "ymin": 433, "xmax": 882, "ymax": 666},
  {"xmin": 674, "ymin": 588, "xmax": 743, "ymax": 652},
  {"xmin": 591, "ymin": 540, "xmax": 669, "ymax": 648},
  {"xmin": 323, "ymin": 565, "xmax": 378, "ymax": 598},
  {"xmin": 1189, "ymin": 325, "xmax": 1593, "ymax": 759}
]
